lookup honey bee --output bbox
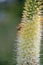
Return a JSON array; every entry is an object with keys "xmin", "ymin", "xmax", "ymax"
[
  {"xmin": 17, "ymin": 23, "xmax": 22, "ymax": 35},
  {"xmin": 17, "ymin": 23, "xmax": 22, "ymax": 31}
]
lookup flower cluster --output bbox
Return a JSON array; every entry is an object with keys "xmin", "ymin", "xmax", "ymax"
[{"xmin": 17, "ymin": 0, "xmax": 42, "ymax": 65}]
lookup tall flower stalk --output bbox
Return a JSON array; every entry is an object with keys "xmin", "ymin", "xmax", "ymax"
[{"xmin": 17, "ymin": 0, "xmax": 42, "ymax": 65}]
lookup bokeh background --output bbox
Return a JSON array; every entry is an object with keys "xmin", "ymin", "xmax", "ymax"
[{"xmin": 0, "ymin": 0, "xmax": 43, "ymax": 65}]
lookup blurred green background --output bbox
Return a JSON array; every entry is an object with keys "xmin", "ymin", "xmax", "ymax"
[{"xmin": 0, "ymin": 0, "xmax": 43, "ymax": 65}]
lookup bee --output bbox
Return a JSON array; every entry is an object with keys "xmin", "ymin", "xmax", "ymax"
[
  {"xmin": 17, "ymin": 23, "xmax": 22, "ymax": 31},
  {"xmin": 17, "ymin": 23, "xmax": 24, "ymax": 35}
]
